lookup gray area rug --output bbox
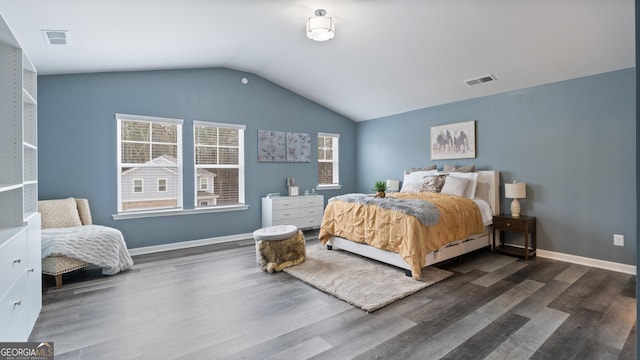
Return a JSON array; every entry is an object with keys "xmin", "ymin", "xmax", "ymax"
[{"xmin": 283, "ymin": 244, "xmax": 454, "ymax": 312}]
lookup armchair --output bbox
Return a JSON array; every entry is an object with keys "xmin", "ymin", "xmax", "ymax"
[{"xmin": 39, "ymin": 197, "xmax": 133, "ymax": 288}]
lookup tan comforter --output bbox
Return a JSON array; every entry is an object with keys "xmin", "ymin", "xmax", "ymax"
[{"xmin": 318, "ymin": 192, "xmax": 484, "ymax": 278}]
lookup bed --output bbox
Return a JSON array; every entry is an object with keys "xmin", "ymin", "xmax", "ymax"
[{"xmin": 318, "ymin": 170, "xmax": 499, "ymax": 279}]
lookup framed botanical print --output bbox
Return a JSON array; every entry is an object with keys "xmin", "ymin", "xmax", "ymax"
[
  {"xmin": 257, "ymin": 130, "xmax": 286, "ymax": 162},
  {"xmin": 285, "ymin": 132, "xmax": 311, "ymax": 162}
]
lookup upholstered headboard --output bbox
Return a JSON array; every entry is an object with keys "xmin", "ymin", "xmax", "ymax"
[{"xmin": 475, "ymin": 170, "xmax": 500, "ymax": 215}]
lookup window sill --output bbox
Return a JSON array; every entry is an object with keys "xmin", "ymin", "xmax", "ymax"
[
  {"xmin": 316, "ymin": 184, "xmax": 343, "ymax": 191},
  {"xmin": 112, "ymin": 204, "xmax": 249, "ymax": 220}
]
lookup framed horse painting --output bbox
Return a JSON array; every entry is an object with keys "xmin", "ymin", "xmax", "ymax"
[{"xmin": 430, "ymin": 120, "xmax": 476, "ymax": 160}]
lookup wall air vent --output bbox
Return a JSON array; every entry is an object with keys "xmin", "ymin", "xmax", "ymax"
[
  {"xmin": 42, "ymin": 30, "xmax": 69, "ymax": 45},
  {"xmin": 465, "ymin": 74, "xmax": 496, "ymax": 86}
]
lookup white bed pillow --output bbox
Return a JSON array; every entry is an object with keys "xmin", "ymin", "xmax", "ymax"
[
  {"xmin": 400, "ymin": 169, "xmax": 439, "ymax": 193},
  {"xmin": 446, "ymin": 172, "xmax": 478, "ymax": 198},
  {"xmin": 441, "ymin": 176, "xmax": 470, "ymax": 197}
]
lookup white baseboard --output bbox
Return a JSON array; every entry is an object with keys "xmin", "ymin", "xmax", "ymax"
[
  {"xmin": 128, "ymin": 234, "xmax": 637, "ymax": 276},
  {"xmin": 128, "ymin": 232, "xmax": 254, "ymax": 256},
  {"xmin": 536, "ymin": 249, "xmax": 636, "ymax": 275}
]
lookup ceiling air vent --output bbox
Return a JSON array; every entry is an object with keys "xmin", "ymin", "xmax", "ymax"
[
  {"xmin": 465, "ymin": 74, "xmax": 496, "ymax": 86},
  {"xmin": 42, "ymin": 30, "xmax": 69, "ymax": 45}
]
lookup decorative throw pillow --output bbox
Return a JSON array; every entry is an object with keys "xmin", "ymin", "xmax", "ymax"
[
  {"xmin": 421, "ymin": 174, "xmax": 448, "ymax": 192},
  {"xmin": 443, "ymin": 164, "xmax": 475, "ymax": 173},
  {"xmin": 400, "ymin": 169, "xmax": 439, "ymax": 192},
  {"xmin": 38, "ymin": 197, "xmax": 82, "ymax": 229},
  {"xmin": 447, "ymin": 172, "xmax": 479, "ymax": 198},
  {"xmin": 441, "ymin": 176, "xmax": 471, "ymax": 197},
  {"xmin": 406, "ymin": 164, "xmax": 437, "ymax": 173}
]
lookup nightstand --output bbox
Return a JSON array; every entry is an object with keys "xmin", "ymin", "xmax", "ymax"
[{"xmin": 492, "ymin": 214, "xmax": 536, "ymax": 259}]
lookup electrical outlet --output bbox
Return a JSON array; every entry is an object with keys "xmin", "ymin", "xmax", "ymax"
[{"xmin": 614, "ymin": 234, "xmax": 624, "ymax": 246}]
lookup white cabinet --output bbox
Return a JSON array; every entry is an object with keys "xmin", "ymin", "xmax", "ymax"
[
  {"xmin": 262, "ymin": 195, "xmax": 324, "ymax": 230},
  {"xmin": 0, "ymin": 14, "xmax": 40, "ymax": 341},
  {"xmin": 0, "ymin": 215, "xmax": 40, "ymax": 342},
  {"xmin": 25, "ymin": 214, "xmax": 41, "ymax": 335}
]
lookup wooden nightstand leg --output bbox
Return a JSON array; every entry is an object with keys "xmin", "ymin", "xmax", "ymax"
[
  {"xmin": 524, "ymin": 233, "xmax": 529, "ymax": 260},
  {"xmin": 492, "ymin": 228, "xmax": 496, "ymax": 253},
  {"xmin": 532, "ymin": 232, "xmax": 537, "ymax": 257}
]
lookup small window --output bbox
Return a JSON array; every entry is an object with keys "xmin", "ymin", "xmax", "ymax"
[
  {"xmin": 200, "ymin": 178, "xmax": 209, "ymax": 191},
  {"xmin": 318, "ymin": 133, "xmax": 340, "ymax": 186},
  {"xmin": 133, "ymin": 179, "xmax": 143, "ymax": 193},
  {"xmin": 158, "ymin": 178, "xmax": 167, "ymax": 192}
]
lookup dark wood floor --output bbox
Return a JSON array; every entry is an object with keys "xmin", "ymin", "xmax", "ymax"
[{"xmin": 31, "ymin": 232, "xmax": 637, "ymax": 359}]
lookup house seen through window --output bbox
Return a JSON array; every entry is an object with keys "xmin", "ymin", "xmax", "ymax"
[
  {"xmin": 116, "ymin": 114, "xmax": 183, "ymax": 213},
  {"xmin": 194, "ymin": 121, "xmax": 246, "ymax": 207}
]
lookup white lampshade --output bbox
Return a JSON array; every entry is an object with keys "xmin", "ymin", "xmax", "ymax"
[
  {"xmin": 505, "ymin": 182, "xmax": 526, "ymax": 217},
  {"xmin": 505, "ymin": 182, "xmax": 526, "ymax": 199},
  {"xmin": 306, "ymin": 9, "xmax": 335, "ymax": 41}
]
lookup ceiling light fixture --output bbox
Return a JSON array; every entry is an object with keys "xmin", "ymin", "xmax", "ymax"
[{"xmin": 306, "ymin": 9, "xmax": 335, "ymax": 41}]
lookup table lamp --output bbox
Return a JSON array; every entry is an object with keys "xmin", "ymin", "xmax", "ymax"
[{"xmin": 505, "ymin": 181, "xmax": 526, "ymax": 217}]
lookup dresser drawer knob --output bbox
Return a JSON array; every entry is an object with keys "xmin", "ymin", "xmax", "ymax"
[
  {"xmin": 13, "ymin": 300, "xmax": 21, "ymax": 307},
  {"xmin": 506, "ymin": 222, "xmax": 511, "ymax": 227},
  {"xmin": 28, "ymin": 268, "xmax": 35, "ymax": 273},
  {"xmin": 12, "ymin": 258, "xmax": 21, "ymax": 264}
]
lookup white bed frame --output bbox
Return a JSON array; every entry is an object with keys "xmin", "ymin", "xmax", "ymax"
[{"xmin": 327, "ymin": 170, "xmax": 500, "ymax": 276}]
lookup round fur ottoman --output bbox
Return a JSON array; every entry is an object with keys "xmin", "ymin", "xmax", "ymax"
[{"xmin": 253, "ymin": 225, "xmax": 305, "ymax": 273}]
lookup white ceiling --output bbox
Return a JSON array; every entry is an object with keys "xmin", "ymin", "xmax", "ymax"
[{"xmin": 0, "ymin": 0, "xmax": 635, "ymax": 122}]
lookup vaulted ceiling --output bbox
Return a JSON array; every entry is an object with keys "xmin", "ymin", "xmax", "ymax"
[{"xmin": 0, "ymin": 0, "xmax": 634, "ymax": 121}]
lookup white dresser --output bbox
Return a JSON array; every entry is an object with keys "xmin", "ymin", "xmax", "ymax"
[{"xmin": 262, "ymin": 195, "xmax": 324, "ymax": 230}]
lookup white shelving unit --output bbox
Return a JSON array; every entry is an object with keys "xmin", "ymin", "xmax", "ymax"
[
  {"xmin": 0, "ymin": 14, "xmax": 41, "ymax": 342},
  {"xmin": 22, "ymin": 54, "xmax": 38, "ymax": 221}
]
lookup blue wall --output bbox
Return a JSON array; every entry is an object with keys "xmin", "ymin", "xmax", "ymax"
[
  {"xmin": 38, "ymin": 68, "xmax": 357, "ymax": 248},
  {"xmin": 357, "ymin": 68, "xmax": 636, "ymax": 265},
  {"xmin": 38, "ymin": 66, "xmax": 636, "ymax": 266}
]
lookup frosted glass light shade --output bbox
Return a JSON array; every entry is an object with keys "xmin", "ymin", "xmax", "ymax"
[{"xmin": 306, "ymin": 10, "xmax": 335, "ymax": 41}]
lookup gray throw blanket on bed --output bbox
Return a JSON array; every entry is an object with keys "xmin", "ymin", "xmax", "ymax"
[{"xmin": 329, "ymin": 193, "xmax": 440, "ymax": 226}]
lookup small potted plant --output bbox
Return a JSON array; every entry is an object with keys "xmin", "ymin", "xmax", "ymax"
[{"xmin": 373, "ymin": 180, "xmax": 387, "ymax": 198}]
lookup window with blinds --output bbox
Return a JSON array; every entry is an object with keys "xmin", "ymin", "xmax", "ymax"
[
  {"xmin": 318, "ymin": 132, "xmax": 340, "ymax": 186},
  {"xmin": 194, "ymin": 121, "xmax": 246, "ymax": 207},
  {"xmin": 116, "ymin": 114, "xmax": 183, "ymax": 213}
]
